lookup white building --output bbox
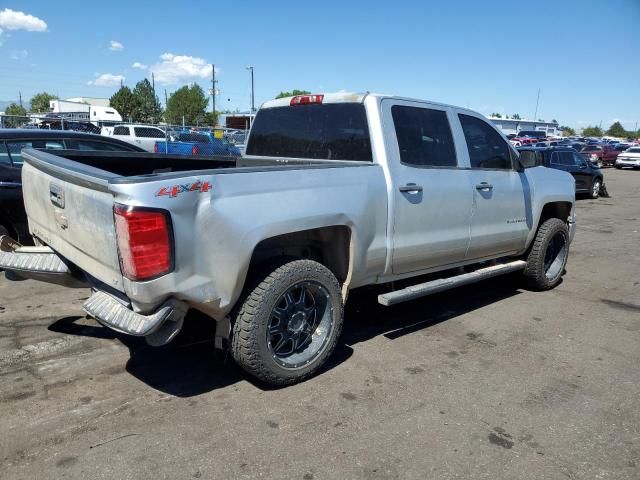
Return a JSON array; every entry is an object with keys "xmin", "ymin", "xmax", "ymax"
[{"xmin": 488, "ymin": 117, "xmax": 561, "ymax": 136}]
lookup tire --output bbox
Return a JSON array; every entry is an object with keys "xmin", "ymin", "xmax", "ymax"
[
  {"xmin": 615, "ymin": 165, "xmax": 622, "ymax": 169},
  {"xmin": 523, "ymin": 218, "xmax": 570, "ymax": 291},
  {"xmin": 589, "ymin": 178, "xmax": 601, "ymax": 199},
  {"xmin": 0, "ymin": 225, "xmax": 9, "ymax": 238},
  {"xmin": 230, "ymin": 259, "xmax": 344, "ymax": 386}
]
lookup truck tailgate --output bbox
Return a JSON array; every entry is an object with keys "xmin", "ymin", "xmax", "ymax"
[{"xmin": 21, "ymin": 159, "xmax": 124, "ymax": 291}]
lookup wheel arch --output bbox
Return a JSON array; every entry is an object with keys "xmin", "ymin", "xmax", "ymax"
[{"xmin": 246, "ymin": 225, "xmax": 354, "ymax": 298}]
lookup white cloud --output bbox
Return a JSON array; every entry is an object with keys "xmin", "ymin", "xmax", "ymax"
[
  {"xmin": 109, "ymin": 40, "xmax": 123, "ymax": 51},
  {"xmin": 151, "ymin": 52, "xmax": 213, "ymax": 85},
  {"xmin": 132, "ymin": 61, "xmax": 147, "ymax": 69},
  {"xmin": 88, "ymin": 73, "xmax": 124, "ymax": 87},
  {"xmin": 10, "ymin": 49, "xmax": 27, "ymax": 60},
  {"xmin": 0, "ymin": 8, "xmax": 47, "ymax": 32}
]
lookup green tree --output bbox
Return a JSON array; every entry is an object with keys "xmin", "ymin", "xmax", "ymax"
[
  {"xmin": 560, "ymin": 126, "xmax": 575, "ymax": 136},
  {"xmin": 3, "ymin": 103, "xmax": 28, "ymax": 127},
  {"xmin": 275, "ymin": 89, "xmax": 311, "ymax": 99},
  {"xmin": 606, "ymin": 121, "xmax": 627, "ymax": 138},
  {"xmin": 132, "ymin": 79, "xmax": 163, "ymax": 123},
  {"xmin": 109, "ymin": 86, "xmax": 138, "ymax": 122},
  {"xmin": 491, "ymin": 113, "xmax": 502, "ymax": 118},
  {"xmin": 203, "ymin": 111, "xmax": 220, "ymax": 126},
  {"xmin": 582, "ymin": 126, "xmax": 603, "ymax": 137},
  {"xmin": 29, "ymin": 92, "xmax": 58, "ymax": 113},
  {"xmin": 512, "ymin": 113, "xmax": 521, "ymax": 120},
  {"xmin": 165, "ymin": 84, "xmax": 209, "ymax": 125}
]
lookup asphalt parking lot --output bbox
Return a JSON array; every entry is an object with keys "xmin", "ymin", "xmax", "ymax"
[{"xmin": 1, "ymin": 169, "xmax": 639, "ymax": 480}]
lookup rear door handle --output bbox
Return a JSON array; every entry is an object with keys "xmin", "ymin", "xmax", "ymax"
[
  {"xmin": 475, "ymin": 182, "xmax": 493, "ymax": 190},
  {"xmin": 399, "ymin": 184, "xmax": 423, "ymax": 193}
]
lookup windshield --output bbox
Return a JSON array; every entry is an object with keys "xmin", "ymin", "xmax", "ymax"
[
  {"xmin": 246, "ymin": 103, "xmax": 372, "ymax": 161},
  {"xmin": 626, "ymin": 147, "xmax": 640, "ymax": 153}
]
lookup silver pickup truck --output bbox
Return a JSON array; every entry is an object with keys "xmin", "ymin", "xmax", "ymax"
[{"xmin": 0, "ymin": 92, "xmax": 576, "ymax": 385}]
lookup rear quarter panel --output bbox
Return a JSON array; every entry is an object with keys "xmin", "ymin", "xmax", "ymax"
[{"xmin": 111, "ymin": 164, "xmax": 388, "ymax": 318}]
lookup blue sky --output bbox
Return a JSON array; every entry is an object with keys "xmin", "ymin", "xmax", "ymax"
[{"xmin": 1, "ymin": 0, "xmax": 638, "ymax": 130}]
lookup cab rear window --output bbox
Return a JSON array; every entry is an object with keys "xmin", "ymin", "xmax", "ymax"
[{"xmin": 246, "ymin": 104, "xmax": 372, "ymax": 161}]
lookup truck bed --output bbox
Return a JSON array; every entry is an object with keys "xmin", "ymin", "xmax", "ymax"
[{"xmin": 18, "ymin": 148, "xmax": 381, "ymax": 302}]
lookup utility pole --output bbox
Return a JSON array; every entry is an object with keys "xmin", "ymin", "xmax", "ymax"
[
  {"xmin": 120, "ymin": 78, "xmax": 123, "ymax": 88},
  {"xmin": 246, "ymin": 66, "xmax": 255, "ymax": 113},
  {"xmin": 211, "ymin": 64, "xmax": 216, "ymax": 115},
  {"xmin": 533, "ymin": 88, "xmax": 541, "ymax": 121},
  {"xmin": 152, "ymin": 72, "xmax": 155, "ymax": 94},
  {"xmin": 18, "ymin": 91, "xmax": 23, "ymax": 108},
  {"xmin": 164, "ymin": 89, "xmax": 168, "ymax": 107}
]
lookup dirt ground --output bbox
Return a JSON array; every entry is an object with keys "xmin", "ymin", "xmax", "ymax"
[{"xmin": 1, "ymin": 169, "xmax": 639, "ymax": 479}]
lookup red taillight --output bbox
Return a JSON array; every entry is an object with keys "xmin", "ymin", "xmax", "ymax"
[
  {"xmin": 290, "ymin": 94, "xmax": 324, "ymax": 106},
  {"xmin": 114, "ymin": 205, "xmax": 173, "ymax": 281},
  {"xmin": 192, "ymin": 145, "xmax": 199, "ymax": 155},
  {"xmin": 154, "ymin": 143, "xmax": 158, "ymax": 153}
]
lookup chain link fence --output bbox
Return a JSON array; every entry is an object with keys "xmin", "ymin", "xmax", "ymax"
[{"xmin": 0, "ymin": 114, "xmax": 250, "ymax": 157}]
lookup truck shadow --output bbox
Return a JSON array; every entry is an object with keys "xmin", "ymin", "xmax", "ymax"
[{"xmin": 48, "ymin": 274, "xmax": 522, "ymax": 397}]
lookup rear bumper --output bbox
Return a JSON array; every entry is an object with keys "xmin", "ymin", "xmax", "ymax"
[
  {"xmin": 0, "ymin": 240, "xmax": 87, "ymax": 287},
  {"xmin": 83, "ymin": 290, "xmax": 188, "ymax": 337}
]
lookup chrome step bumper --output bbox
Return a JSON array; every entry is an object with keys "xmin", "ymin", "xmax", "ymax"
[
  {"xmin": 0, "ymin": 238, "xmax": 87, "ymax": 287},
  {"xmin": 83, "ymin": 290, "xmax": 189, "ymax": 338}
]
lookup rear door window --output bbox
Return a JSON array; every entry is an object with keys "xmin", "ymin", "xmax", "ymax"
[
  {"xmin": 6, "ymin": 140, "xmax": 65, "ymax": 165},
  {"xmin": 113, "ymin": 126, "xmax": 130, "ymax": 136},
  {"xmin": 391, "ymin": 105, "xmax": 457, "ymax": 167},
  {"xmin": 246, "ymin": 103, "xmax": 372, "ymax": 161},
  {"xmin": 134, "ymin": 127, "xmax": 165, "ymax": 138},
  {"xmin": 458, "ymin": 114, "xmax": 513, "ymax": 169}
]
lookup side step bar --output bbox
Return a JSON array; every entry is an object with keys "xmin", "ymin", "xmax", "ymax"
[{"xmin": 378, "ymin": 260, "xmax": 526, "ymax": 306}]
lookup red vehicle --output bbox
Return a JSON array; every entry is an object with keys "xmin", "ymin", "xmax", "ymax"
[
  {"xmin": 579, "ymin": 145, "xmax": 618, "ymax": 167},
  {"xmin": 512, "ymin": 130, "xmax": 546, "ymax": 145}
]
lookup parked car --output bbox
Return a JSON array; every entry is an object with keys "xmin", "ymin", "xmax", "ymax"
[
  {"xmin": 579, "ymin": 144, "xmax": 618, "ymax": 167},
  {"xmin": 103, "ymin": 124, "xmax": 167, "ymax": 152},
  {"xmin": 516, "ymin": 130, "xmax": 547, "ymax": 140},
  {"xmin": 615, "ymin": 146, "xmax": 640, "ymax": 169},
  {"xmin": 0, "ymin": 92, "xmax": 576, "ymax": 386},
  {"xmin": 154, "ymin": 130, "xmax": 241, "ymax": 157},
  {"xmin": 518, "ymin": 146, "xmax": 604, "ymax": 198},
  {"xmin": 0, "ymin": 129, "xmax": 144, "ymax": 244}
]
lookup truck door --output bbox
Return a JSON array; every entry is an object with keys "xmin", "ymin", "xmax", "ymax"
[
  {"xmin": 456, "ymin": 113, "xmax": 528, "ymax": 260},
  {"xmin": 382, "ymin": 100, "xmax": 473, "ymax": 274}
]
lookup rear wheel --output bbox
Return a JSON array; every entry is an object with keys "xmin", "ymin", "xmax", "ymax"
[
  {"xmin": 590, "ymin": 178, "xmax": 601, "ymax": 199},
  {"xmin": 230, "ymin": 259, "xmax": 344, "ymax": 386},
  {"xmin": 523, "ymin": 218, "xmax": 570, "ymax": 291}
]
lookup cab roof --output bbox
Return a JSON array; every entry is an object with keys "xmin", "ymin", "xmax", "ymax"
[{"xmin": 260, "ymin": 92, "xmax": 481, "ymax": 116}]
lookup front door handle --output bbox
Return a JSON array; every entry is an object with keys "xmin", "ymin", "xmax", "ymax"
[
  {"xmin": 399, "ymin": 184, "xmax": 423, "ymax": 193},
  {"xmin": 475, "ymin": 182, "xmax": 493, "ymax": 191}
]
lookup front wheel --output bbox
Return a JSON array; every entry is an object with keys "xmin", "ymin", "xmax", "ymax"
[
  {"xmin": 590, "ymin": 178, "xmax": 601, "ymax": 199},
  {"xmin": 523, "ymin": 218, "xmax": 570, "ymax": 291},
  {"xmin": 230, "ymin": 259, "xmax": 344, "ymax": 386}
]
